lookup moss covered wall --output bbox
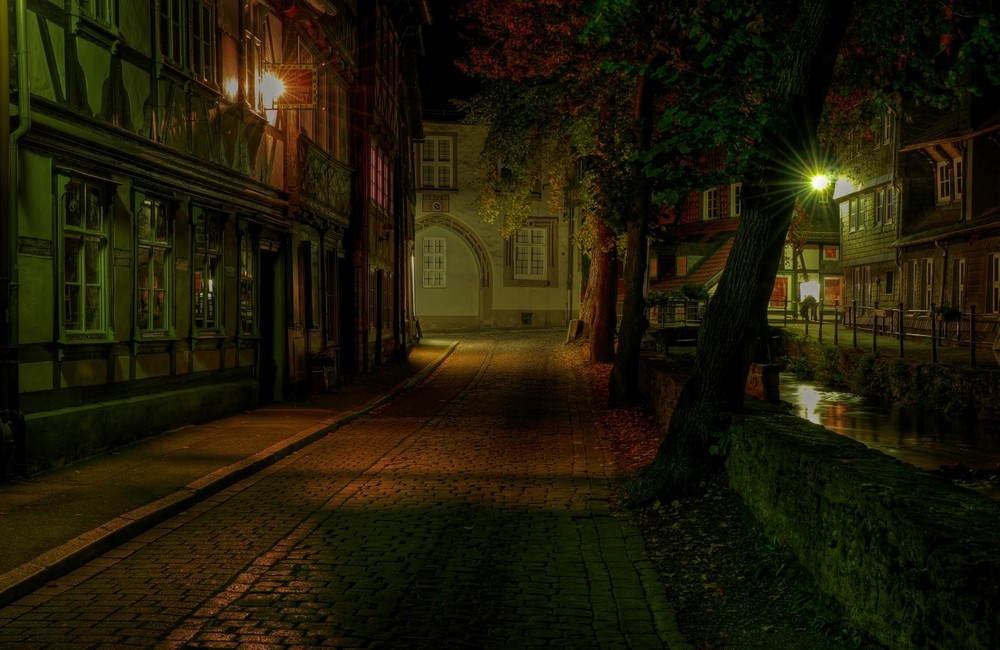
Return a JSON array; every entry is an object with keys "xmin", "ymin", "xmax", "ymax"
[{"xmin": 639, "ymin": 352, "xmax": 1000, "ymax": 649}]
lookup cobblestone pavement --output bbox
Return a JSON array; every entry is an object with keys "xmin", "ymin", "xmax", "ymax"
[{"xmin": 0, "ymin": 331, "xmax": 680, "ymax": 649}]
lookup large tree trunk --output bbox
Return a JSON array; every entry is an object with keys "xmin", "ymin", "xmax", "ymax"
[
  {"xmin": 582, "ymin": 220, "xmax": 618, "ymax": 363},
  {"xmin": 609, "ymin": 74, "xmax": 654, "ymax": 406},
  {"xmin": 642, "ymin": 0, "xmax": 855, "ymax": 499}
]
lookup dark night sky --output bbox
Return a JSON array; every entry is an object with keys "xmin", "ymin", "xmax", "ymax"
[{"xmin": 419, "ymin": 1, "xmax": 479, "ymax": 117}]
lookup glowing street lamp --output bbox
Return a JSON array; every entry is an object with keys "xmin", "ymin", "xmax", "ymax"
[{"xmin": 811, "ymin": 173, "xmax": 831, "ymax": 191}]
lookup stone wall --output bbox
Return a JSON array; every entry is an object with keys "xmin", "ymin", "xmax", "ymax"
[{"xmin": 639, "ymin": 353, "xmax": 1000, "ymax": 649}]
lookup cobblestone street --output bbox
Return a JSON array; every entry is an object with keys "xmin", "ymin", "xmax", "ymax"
[{"xmin": 0, "ymin": 331, "xmax": 679, "ymax": 649}]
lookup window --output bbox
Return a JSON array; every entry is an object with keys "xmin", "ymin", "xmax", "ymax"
[
  {"xmin": 702, "ymin": 187, "xmax": 720, "ymax": 220},
  {"xmin": 78, "ymin": 0, "xmax": 114, "ymax": 25},
  {"xmin": 420, "ymin": 137, "xmax": 454, "ymax": 189},
  {"xmin": 882, "ymin": 112, "xmax": 893, "ymax": 146},
  {"xmin": 886, "ymin": 186, "xmax": 896, "ymax": 225},
  {"xmin": 422, "ymin": 237, "xmax": 446, "ymax": 288},
  {"xmin": 514, "ymin": 228, "xmax": 546, "ymax": 280},
  {"xmin": 370, "ymin": 146, "xmax": 393, "ymax": 210},
  {"xmin": 861, "ymin": 193, "xmax": 873, "ymax": 230},
  {"xmin": 63, "ymin": 178, "xmax": 109, "ymax": 335},
  {"xmin": 954, "ymin": 258, "xmax": 965, "ymax": 309},
  {"xmin": 729, "ymin": 183, "xmax": 742, "ymax": 217},
  {"xmin": 923, "ymin": 258, "xmax": 934, "ymax": 310},
  {"xmin": 194, "ymin": 212, "xmax": 223, "ymax": 330},
  {"xmin": 936, "ymin": 161, "xmax": 953, "ymax": 203},
  {"xmin": 239, "ymin": 233, "xmax": 256, "ymax": 335},
  {"xmin": 137, "ymin": 199, "xmax": 173, "ymax": 334},
  {"xmin": 848, "ymin": 197, "xmax": 860, "ymax": 232},
  {"xmin": 159, "ymin": 0, "xmax": 217, "ymax": 85},
  {"xmin": 875, "ymin": 188, "xmax": 886, "ymax": 227},
  {"xmin": 245, "ymin": 3, "xmax": 267, "ymax": 112}
]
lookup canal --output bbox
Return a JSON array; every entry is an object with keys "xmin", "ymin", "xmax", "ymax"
[{"xmin": 779, "ymin": 373, "xmax": 1000, "ymax": 497}]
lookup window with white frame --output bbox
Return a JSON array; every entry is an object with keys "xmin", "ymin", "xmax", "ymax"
[
  {"xmin": 194, "ymin": 212, "xmax": 223, "ymax": 330},
  {"xmin": 137, "ymin": 198, "xmax": 173, "ymax": 334},
  {"xmin": 420, "ymin": 137, "xmax": 454, "ymax": 189},
  {"xmin": 882, "ymin": 111, "xmax": 893, "ymax": 146},
  {"xmin": 848, "ymin": 197, "xmax": 861, "ymax": 232},
  {"xmin": 703, "ymin": 187, "xmax": 720, "ymax": 220},
  {"xmin": 729, "ymin": 183, "xmax": 742, "ymax": 217},
  {"xmin": 886, "ymin": 186, "xmax": 896, "ymax": 225},
  {"xmin": 422, "ymin": 237, "xmax": 446, "ymax": 288},
  {"xmin": 514, "ymin": 227, "xmax": 547, "ymax": 280},
  {"xmin": 936, "ymin": 161, "xmax": 953, "ymax": 203},
  {"xmin": 158, "ymin": 0, "xmax": 217, "ymax": 85},
  {"xmin": 954, "ymin": 157, "xmax": 964, "ymax": 199},
  {"xmin": 62, "ymin": 177, "xmax": 110, "ymax": 335}
]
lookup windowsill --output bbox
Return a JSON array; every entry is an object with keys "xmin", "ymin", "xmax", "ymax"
[{"xmin": 70, "ymin": 13, "xmax": 121, "ymax": 50}]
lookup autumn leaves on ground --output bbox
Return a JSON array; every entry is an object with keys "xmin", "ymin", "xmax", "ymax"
[{"xmin": 568, "ymin": 343, "xmax": 881, "ymax": 649}]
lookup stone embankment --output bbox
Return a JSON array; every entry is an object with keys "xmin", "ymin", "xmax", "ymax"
[{"xmin": 639, "ymin": 352, "xmax": 1000, "ymax": 650}]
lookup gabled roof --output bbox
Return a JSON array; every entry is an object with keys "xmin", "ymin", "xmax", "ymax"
[{"xmin": 650, "ymin": 237, "xmax": 734, "ymax": 293}]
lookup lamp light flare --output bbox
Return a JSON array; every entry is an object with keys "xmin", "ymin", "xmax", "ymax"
[
  {"xmin": 260, "ymin": 71, "xmax": 286, "ymax": 107},
  {"xmin": 811, "ymin": 174, "xmax": 830, "ymax": 191}
]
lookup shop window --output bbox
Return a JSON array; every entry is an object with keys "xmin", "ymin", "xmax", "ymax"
[
  {"xmin": 62, "ymin": 177, "xmax": 110, "ymax": 335},
  {"xmin": 194, "ymin": 212, "xmax": 223, "ymax": 330},
  {"xmin": 137, "ymin": 198, "xmax": 173, "ymax": 334}
]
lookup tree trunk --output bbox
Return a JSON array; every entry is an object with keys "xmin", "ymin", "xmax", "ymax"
[
  {"xmin": 583, "ymin": 220, "xmax": 618, "ymax": 363},
  {"xmin": 609, "ymin": 74, "xmax": 654, "ymax": 406},
  {"xmin": 643, "ymin": 0, "xmax": 855, "ymax": 499}
]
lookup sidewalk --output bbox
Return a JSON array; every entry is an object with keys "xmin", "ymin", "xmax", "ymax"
[{"xmin": 0, "ymin": 338, "xmax": 457, "ymax": 609}]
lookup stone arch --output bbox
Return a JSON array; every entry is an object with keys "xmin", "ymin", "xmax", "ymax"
[{"xmin": 415, "ymin": 214, "xmax": 492, "ymax": 288}]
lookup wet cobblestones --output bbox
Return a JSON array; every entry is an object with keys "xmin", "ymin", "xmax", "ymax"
[{"xmin": 0, "ymin": 331, "xmax": 681, "ymax": 648}]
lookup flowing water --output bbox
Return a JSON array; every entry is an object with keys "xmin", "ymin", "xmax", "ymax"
[{"xmin": 779, "ymin": 373, "xmax": 1000, "ymax": 484}]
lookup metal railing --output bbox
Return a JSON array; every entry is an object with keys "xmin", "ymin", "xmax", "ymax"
[{"xmin": 647, "ymin": 297, "xmax": 1000, "ymax": 368}]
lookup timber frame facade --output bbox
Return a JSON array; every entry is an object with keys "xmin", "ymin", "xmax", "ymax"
[{"xmin": 0, "ymin": 0, "xmax": 429, "ymax": 476}]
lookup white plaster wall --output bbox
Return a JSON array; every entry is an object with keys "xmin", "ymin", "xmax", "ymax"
[{"xmin": 414, "ymin": 226, "xmax": 480, "ymax": 318}]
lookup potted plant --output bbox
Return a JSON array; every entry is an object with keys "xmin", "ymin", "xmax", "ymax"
[{"xmin": 933, "ymin": 303, "xmax": 961, "ymax": 322}]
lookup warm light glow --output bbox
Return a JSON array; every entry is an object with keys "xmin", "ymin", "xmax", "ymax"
[
  {"xmin": 224, "ymin": 77, "xmax": 239, "ymax": 101},
  {"xmin": 260, "ymin": 71, "xmax": 286, "ymax": 108},
  {"xmin": 811, "ymin": 174, "xmax": 830, "ymax": 191},
  {"xmin": 832, "ymin": 177, "xmax": 856, "ymax": 200},
  {"xmin": 799, "ymin": 281, "xmax": 820, "ymax": 302},
  {"xmin": 796, "ymin": 385, "xmax": 823, "ymax": 425}
]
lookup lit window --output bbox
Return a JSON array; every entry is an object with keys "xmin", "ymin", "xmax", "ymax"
[
  {"xmin": 239, "ymin": 233, "xmax": 256, "ymax": 335},
  {"xmin": 194, "ymin": 213, "xmax": 223, "ymax": 330},
  {"xmin": 137, "ymin": 199, "xmax": 173, "ymax": 334},
  {"xmin": 63, "ymin": 178, "xmax": 109, "ymax": 335},
  {"xmin": 514, "ymin": 228, "xmax": 546, "ymax": 280},
  {"xmin": 422, "ymin": 237, "xmax": 446, "ymax": 288}
]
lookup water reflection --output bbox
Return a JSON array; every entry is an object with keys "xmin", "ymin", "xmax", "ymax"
[{"xmin": 779, "ymin": 373, "xmax": 1000, "ymax": 472}]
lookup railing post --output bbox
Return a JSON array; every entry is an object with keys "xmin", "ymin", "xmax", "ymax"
[
  {"xmin": 971, "ymin": 305, "xmax": 977, "ymax": 369},
  {"xmin": 852, "ymin": 299, "xmax": 858, "ymax": 349},
  {"xmin": 834, "ymin": 299, "xmax": 839, "ymax": 345},
  {"xmin": 898, "ymin": 302, "xmax": 904, "ymax": 358},
  {"xmin": 872, "ymin": 302, "xmax": 878, "ymax": 353},
  {"xmin": 931, "ymin": 303, "xmax": 938, "ymax": 363},
  {"xmin": 818, "ymin": 301, "xmax": 824, "ymax": 342}
]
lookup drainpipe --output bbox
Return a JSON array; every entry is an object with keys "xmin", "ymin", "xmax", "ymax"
[{"xmin": 1, "ymin": 0, "xmax": 30, "ymax": 476}]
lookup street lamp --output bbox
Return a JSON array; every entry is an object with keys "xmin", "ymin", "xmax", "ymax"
[{"xmin": 811, "ymin": 174, "xmax": 831, "ymax": 191}]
